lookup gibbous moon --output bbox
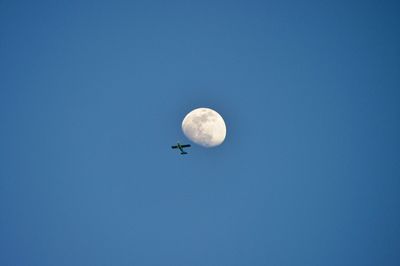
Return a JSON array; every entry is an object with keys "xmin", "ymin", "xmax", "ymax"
[{"xmin": 182, "ymin": 107, "xmax": 226, "ymax": 147}]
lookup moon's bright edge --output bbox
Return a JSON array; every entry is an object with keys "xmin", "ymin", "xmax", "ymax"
[{"xmin": 181, "ymin": 107, "xmax": 226, "ymax": 147}]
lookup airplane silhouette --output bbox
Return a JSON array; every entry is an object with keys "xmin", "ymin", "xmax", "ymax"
[{"xmin": 171, "ymin": 142, "xmax": 191, "ymax": 155}]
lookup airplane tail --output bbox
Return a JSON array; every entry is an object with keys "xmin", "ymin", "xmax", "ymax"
[{"xmin": 181, "ymin": 152, "xmax": 188, "ymax": 155}]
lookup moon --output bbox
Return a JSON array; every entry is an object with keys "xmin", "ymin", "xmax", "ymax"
[{"xmin": 181, "ymin": 107, "xmax": 227, "ymax": 147}]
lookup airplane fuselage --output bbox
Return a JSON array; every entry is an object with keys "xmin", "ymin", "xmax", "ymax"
[{"xmin": 177, "ymin": 143, "xmax": 187, "ymax": 154}]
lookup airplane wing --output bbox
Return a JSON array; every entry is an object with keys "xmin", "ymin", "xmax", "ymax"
[
  {"xmin": 171, "ymin": 146, "xmax": 178, "ymax": 149},
  {"xmin": 181, "ymin": 144, "xmax": 191, "ymax": 148}
]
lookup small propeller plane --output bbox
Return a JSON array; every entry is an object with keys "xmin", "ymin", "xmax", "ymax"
[{"xmin": 171, "ymin": 142, "xmax": 191, "ymax": 155}]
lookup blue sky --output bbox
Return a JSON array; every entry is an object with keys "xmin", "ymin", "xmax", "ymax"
[{"xmin": 1, "ymin": 0, "xmax": 399, "ymax": 265}]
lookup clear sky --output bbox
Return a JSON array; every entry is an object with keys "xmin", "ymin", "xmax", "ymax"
[{"xmin": 1, "ymin": 1, "xmax": 399, "ymax": 265}]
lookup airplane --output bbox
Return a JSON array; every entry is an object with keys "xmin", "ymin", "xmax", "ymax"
[{"xmin": 171, "ymin": 142, "xmax": 191, "ymax": 155}]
